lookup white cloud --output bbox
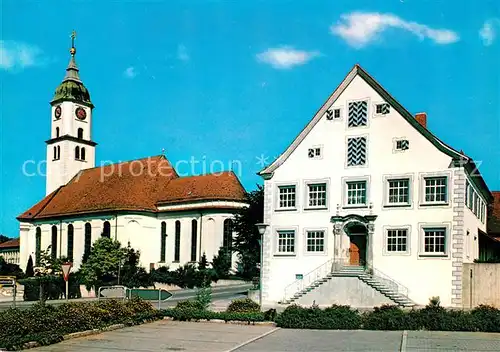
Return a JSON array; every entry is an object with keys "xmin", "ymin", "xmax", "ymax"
[
  {"xmin": 0, "ymin": 40, "xmax": 45, "ymax": 72},
  {"xmin": 256, "ymin": 47, "xmax": 320, "ymax": 69},
  {"xmin": 177, "ymin": 44, "xmax": 190, "ymax": 61},
  {"xmin": 123, "ymin": 66, "xmax": 137, "ymax": 78},
  {"xmin": 479, "ymin": 19, "xmax": 500, "ymax": 46},
  {"xmin": 331, "ymin": 12, "xmax": 459, "ymax": 48}
]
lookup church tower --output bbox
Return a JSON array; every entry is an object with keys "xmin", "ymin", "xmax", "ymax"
[{"xmin": 46, "ymin": 31, "xmax": 97, "ymax": 195}]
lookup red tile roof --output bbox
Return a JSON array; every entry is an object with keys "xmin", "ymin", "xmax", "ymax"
[
  {"xmin": 18, "ymin": 155, "xmax": 247, "ymax": 220},
  {"xmin": 488, "ymin": 191, "xmax": 500, "ymax": 235},
  {"xmin": 0, "ymin": 238, "xmax": 20, "ymax": 249}
]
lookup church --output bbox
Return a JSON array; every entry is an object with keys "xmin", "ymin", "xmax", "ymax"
[{"xmin": 17, "ymin": 34, "xmax": 248, "ymax": 272}]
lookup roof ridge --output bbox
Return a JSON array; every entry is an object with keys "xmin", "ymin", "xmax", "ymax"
[
  {"xmin": 78, "ymin": 154, "xmax": 170, "ymax": 173},
  {"xmin": 176, "ymin": 170, "xmax": 235, "ymax": 179}
]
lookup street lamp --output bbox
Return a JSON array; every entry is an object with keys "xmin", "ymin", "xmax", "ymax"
[{"xmin": 255, "ymin": 223, "xmax": 268, "ymax": 308}]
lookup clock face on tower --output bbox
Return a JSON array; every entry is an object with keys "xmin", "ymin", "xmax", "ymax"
[
  {"xmin": 75, "ymin": 107, "xmax": 87, "ymax": 120},
  {"xmin": 54, "ymin": 105, "xmax": 62, "ymax": 119}
]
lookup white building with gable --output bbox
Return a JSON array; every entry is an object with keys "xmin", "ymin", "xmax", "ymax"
[{"xmin": 258, "ymin": 64, "xmax": 493, "ymax": 308}]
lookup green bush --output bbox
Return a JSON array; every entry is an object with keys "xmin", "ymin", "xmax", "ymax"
[
  {"xmin": 0, "ymin": 298, "xmax": 159, "ymax": 350},
  {"xmin": 275, "ymin": 304, "xmax": 362, "ymax": 330},
  {"xmin": 162, "ymin": 308, "xmax": 265, "ymax": 323},
  {"xmin": 226, "ymin": 298, "xmax": 260, "ymax": 313},
  {"xmin": 470, "ymin": 305, "xmax": 500, "ymax": 332},
  {"xmin": 362, "ymin": 305, "xmax": 420, "ymax": 331}
]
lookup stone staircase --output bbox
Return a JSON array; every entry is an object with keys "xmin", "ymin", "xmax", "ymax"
[{"xmin": 281, "ymin": 265, "xmax": 414, "ymax": 307}]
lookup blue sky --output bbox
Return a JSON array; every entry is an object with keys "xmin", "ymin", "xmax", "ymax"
[{"xmin": 1, "ymin": 0, "xmax": 499, "ymax": 237}]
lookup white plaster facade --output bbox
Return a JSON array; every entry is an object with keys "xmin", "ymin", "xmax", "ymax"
[
  {"xmin": 259, "ymin": 65, "xmax": 491, "ymax": 308},
  {"xmin": 19, "ymin": 203, "xmax": 244, "ymax": 272}
]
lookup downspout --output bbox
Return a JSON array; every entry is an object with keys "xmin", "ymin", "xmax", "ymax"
[{"xmin": 198, "ymin": 211, "xmax": 203, "ymax": 260}]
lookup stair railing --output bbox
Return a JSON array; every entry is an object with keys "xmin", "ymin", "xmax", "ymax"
[
  {"xmin": 366, "ymin": 265, "xmax": 409, "ymax": 298},
  {"xmin": 282, "ymin": 258, "xmax": 345, "ymax": 303}
]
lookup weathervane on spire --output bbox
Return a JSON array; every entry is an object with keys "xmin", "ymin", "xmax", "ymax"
[{"xmin": 70, "ymin": 30, "xmax": 77, "ymax": 56}]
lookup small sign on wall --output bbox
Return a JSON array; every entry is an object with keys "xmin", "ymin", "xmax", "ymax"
[{"xmin": 295, "ymin": 274, "xmax": 303, "ymax": 280}]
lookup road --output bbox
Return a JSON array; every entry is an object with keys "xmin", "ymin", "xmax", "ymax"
[
  {"xmin": 0, "ymin": 284, "xmax": 252, "ymax": 311},
  {"xmin": 30, "ymin": 321, "xmax": 500, "ymax": 352}
]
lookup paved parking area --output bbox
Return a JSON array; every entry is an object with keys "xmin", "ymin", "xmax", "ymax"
[{"xmin": 33, "ymin": 321, "xmax": 500, "ymax": 352}]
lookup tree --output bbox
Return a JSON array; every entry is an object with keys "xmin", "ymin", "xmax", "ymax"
[
  {"xmin": 119, "ymin": 246, "xmax": 153, "ymax": 288},
  {"xmin": 25, "ymin": 255, "xmax": 34, "ymax": 277},
  {"xmin": 0, "ymin": 257, "xmax": 24, "ymax": 277},
  {"xmin": 211, "ymin": 246, "xmax": 232, "ymax": 280},
  {"xmin": 79, "ymin": 237, "xmax": 126, "ymax": 291},
  {"xmin": 232, "ymin": 185, "xmax": 263, "ymax": 280},
  {"xmin": 0, "ymin": 235, "xmax": 10, "ymax": 244},
  {"xmin": 198, "ymin": 253, "xmax": 208, "ymax": 271},
  {"xmin": 32, "ymin": 247, "xmax": 61, "ymax": 303}
]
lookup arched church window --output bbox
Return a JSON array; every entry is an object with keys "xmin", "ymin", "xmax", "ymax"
[
  {"xmin": 223, "ymin": 218, "xmax": 233, "ymax": 252},
  {"xmin": 77, "ymin": 128, "xmax": 83, "ymax": 139},
  {"xmin": 81, "ymin": 147, "xmax": 86, "ymax": 161},
  {"xmin": 53, "ymin": 146, "xmax": 57, "ymax": 160},
  {"xmin": 57, "ymin": 146, "xmax": 60, "ymax": 160},
  {"xmin": 67, "ymin": 224, "xmax": 74, "ymax": 261},
  {"xmin": 83, "ymin": 223, "xmax": 92, "ymax": 262},
  {"xmin": 51, "ymin": 225, "xmax": 58, "ymax": 259},
  {"xmin": 56, "ymin": 127, "xmax": 60, "ymax": 138},
  {"xmin": 174, "ymin": 220, "xmax": 181, "ymax": 262},
  {"xmin": 35, "ymin": 227, "xmax": 41, "ymax": 265},
  {"xmin": 102, "ymin": 221, "xmax": 111, "ymax": 238},
  {"xmin": 160, "ymin": 221, "xmax": 166, "ymax": 262},
  {"xmin": 75, "ymin": 146, "xmax": 80, "ymax": 160},
  {"xmin": 191, "ymin": 219, "xmax": 198, "ymax": 262}
]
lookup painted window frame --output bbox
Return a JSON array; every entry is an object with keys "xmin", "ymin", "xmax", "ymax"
[
  {"xmin": 383, "ymin": 174, "xmax": 413, "ymax": 208},
  {"xmin": 418, "ymin": 223, "xmax": 451, "ymax": 258},
  {"xmin": 273, "ymin": 227, "xmax": 298, "ymax": 257},
  {"xmin": 346, "ymin": 98, "xmax": 370, "ymax": 129},
  {"xmin": 274, "ymin": 182, "xmax": 299, "ymax": 212},
  {"xmin": 303, "ymin": 228, "xmax": 328, "ymax": 256},
  {"xmin": 325, "ymin": 106, "xmax": 343, "ymax": 121},
  {"xmin": 373, "ymin": 102, "xmax": 390, "ymax": 117},
  {"xmin": 307, "ymin": 145, "xmax": 323, "ymax": 160},
  {"xmin": 419, "ymin": 172, "xmax": 451, "ymax": 207},
  {"xmin": 304, "ymin": 179, "xmax": 329, "ymax": 210},
  {"xmin": 383, "ymin": 225, "xmax": 411, "ymax": 256},
  {"xmin": 345, "ymin": 134, "xmax": 369, "ymax": 168},
  {"xmin": 392, "ymin": 137, "xmax": 410, "ymax": 153},
  {"xmin": 342, "ymin": 175, "xmax": 370, "ymax": 209}
]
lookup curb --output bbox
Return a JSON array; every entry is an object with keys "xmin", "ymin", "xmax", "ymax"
[{"xmin": 163, "ymin": 317, "xmax": 277, "ymax": 327}]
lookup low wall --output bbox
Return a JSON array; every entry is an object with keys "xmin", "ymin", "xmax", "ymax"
[
  {"xmin": 462, "ymin": 263, "xmax": 500, "ymax": 309},
  {"xmin": 295, "ymin": 277, "xmax": 393, "ymax": 308}
]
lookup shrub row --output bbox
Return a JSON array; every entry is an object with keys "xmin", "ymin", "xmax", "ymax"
[
  {"xmin": 276, "ymin": 304, "xmax": 500, "ymax": 332},
  {"xmin": 0, "ymin": 298, "xmax": 162, "ymax": 350}
]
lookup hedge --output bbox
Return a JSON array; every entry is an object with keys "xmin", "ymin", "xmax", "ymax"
[
  {"xmin": 0, "ymin": 298, "xmax": 162, "ymax": 350},
  {"xmin": 276, "ymin": 304, "xmax": 500, "ymax": 332},
  {"xmin": 19, "ymin": 275, "xmax": 82, "ymax": 301}
]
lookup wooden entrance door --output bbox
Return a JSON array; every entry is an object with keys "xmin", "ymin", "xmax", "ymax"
[
  {"xmin": 349, "ymin": 236, "xmax": 366, "ymax": 266},
  {"xmin": 349, "ymin": 241, "xmax": 360, "ymax": 265}
]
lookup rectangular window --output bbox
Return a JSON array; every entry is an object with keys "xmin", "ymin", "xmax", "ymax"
[
  {"xmin": 326, "ymin": 108, "xmax": 341, "ymax": 120},
  {"xmin": 424, "ymin": 177, "xmax": 447, "ymax": 203},
  {"xmin": 307, "ymin": 147, "xmax": 321, "ymax": 159},
  {"xmin": 348, "ymin": 100, "xmax": 368, "ymax": 127},
  {"xmin": 386, "ymin": 229, "xmax": 408, "ymax": 253},
  {"xmin": 346, "ymin": 181, "xmax": 367, "ymax": 206},
  {"xmin": 376, "ymin": 103, "xmax": 390, "ymax": 115},
  {"xmin": 306, "ymin": 231, "xmax": 325, "ymax": 252},
  {"xmin": 423, "ymin": 228, "xmax": 446, "ymax": 254},
  {"xmin": 347, "ymin": 136, "xmax": 367, "ymax": 166},
  {"xmin": 278, "ymin": 185, "xmax": 296, "ymax": 209},
  {"xmin": 467, "ymin": 185, "xmax": 474, "ymax": 209},
  {"xmin": 334, "ymin": 108, "xmax": 341, "ymax": 118},
  {"xmin": 387, "ymin": 179, "xmax": 410, "ymax": 204},
  {"xmin": 307, "ymin": 183, "xmax": 327, "ymax": 208},
  {"xmin": 395, "ymin": 139, "xmax": 409, "ymax": 151},
  {"xmin": 277, "ymin": 230, "xmax": 295, "ymax": 254}
]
